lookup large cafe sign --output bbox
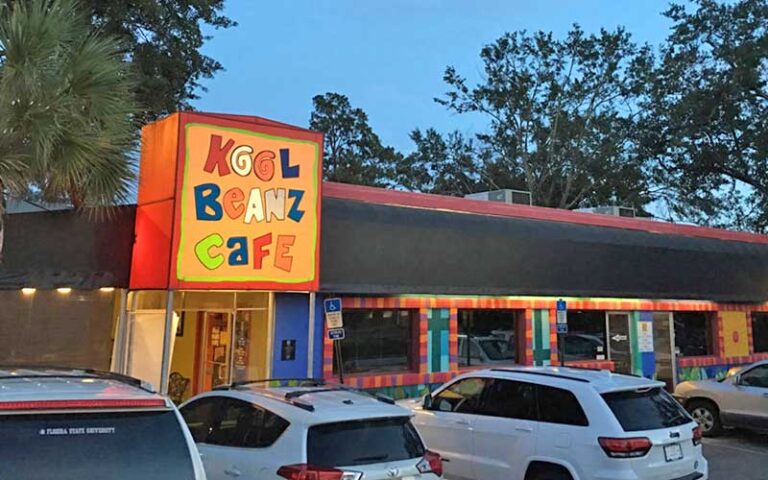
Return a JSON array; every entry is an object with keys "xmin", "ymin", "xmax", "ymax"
[{"xmin": 130, "ymin": 112, "xmax": 323, "ymax": 291}]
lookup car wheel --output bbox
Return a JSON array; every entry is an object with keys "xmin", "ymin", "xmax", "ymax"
[
  {"xmin": 525, "ymin": 462, "xmax": 573, "ymax": 480},
  {"xmin": 687, "ymin": 399, "xmax": 723, "ymax": 437}
]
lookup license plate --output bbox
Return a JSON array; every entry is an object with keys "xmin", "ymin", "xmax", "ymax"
[{"xmin": 664, "ymin": 443, "xmax": 683, "ymax": 462}]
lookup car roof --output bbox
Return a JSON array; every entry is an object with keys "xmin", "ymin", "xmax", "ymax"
[
  {"xmin": 197, "ymin": 383, "xmax": 413, "ymax": 425},
  {"xmin": 467, "ymin": 366, "xmax": 665, "ymax": 393},
  {"xmin": 0, "ymin": 367, "xmax": 165, "ymax": 403}
]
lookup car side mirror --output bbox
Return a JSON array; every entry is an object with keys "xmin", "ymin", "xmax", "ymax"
[
  {"xmin": 423, "ymin": 394, "xmax": 433, "ymax": 410},
  {"xmin": 734, "ymin": 374, "xmax": 742, "ymax": 385}
]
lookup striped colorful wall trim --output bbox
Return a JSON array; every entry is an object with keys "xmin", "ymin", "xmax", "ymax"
[
  {"xmin": 340, "ymin": 295, "xmax": 764, "ymax": 312},
  {"xmin": 532, "ymin": 309, "xmax": 551, "ymax": 366},
  {"xmin": 427, "ymin": 309, "xmax": 450, "ymax": 373}
]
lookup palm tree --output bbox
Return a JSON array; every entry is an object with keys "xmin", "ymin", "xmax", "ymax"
[{"xmin": 0, "ymin": 0, "xmax": 137, "ymax": 260}]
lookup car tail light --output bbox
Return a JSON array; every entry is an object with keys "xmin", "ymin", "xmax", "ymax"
[
  {"xmin": 416, "ymin": 450, "xmax": 443, "ymax": 476},
  {"xmin": 598, "ymin": 437, "xmax": 652, "ymax": 458},
  {"xmin": 0, "ymin": 398, "xmax": 167, "ymax": 411},
  {"xmin": 276, "ymin": 464, "xmax": 361, "ymax": 480},
  {"xmin": 692, "ymin": 426, "xmax": 702, "ymax": 446}
]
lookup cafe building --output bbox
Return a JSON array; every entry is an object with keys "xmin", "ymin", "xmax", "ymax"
[{"xmin": 3, "ymin": 112, "xmax": 768, "ymax": 401}]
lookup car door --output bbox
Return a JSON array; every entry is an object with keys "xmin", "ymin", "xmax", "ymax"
[
  {"xmin": 470, "ymin": 379, "xmax": 538, "ymax": 480},
  {"xmin": 729, "ymin": 365, "xmax": 768, "ymax": 430},
  {"xmin": 413, "ymin": 377, "xmax": 488, "ymax": 480}
]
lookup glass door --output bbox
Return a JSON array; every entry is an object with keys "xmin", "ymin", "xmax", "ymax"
[
  {"xmin": 199, "ymin": 312, "xmax": 233, "ymax": 391},
  {"xmin": 607, "ymin": 313, "xmax": 632, "ymax": 374},
  {"xmin": 653, "ymin": 312, "xmax": 677, "ymax": 390}
]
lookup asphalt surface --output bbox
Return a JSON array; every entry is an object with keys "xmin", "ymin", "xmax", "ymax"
[{"xmin": 703, "ymin": 430, "xmax": 768, "ymax": 479}]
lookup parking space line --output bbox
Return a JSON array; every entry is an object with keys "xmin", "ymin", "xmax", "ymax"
[{"xmin": 703, "ymin": 439, "xmax": 768, "ymax": 456}]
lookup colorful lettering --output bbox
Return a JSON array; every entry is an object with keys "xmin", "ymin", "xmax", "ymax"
[
  {"xmin": 275, "ymin": 235, "xmax": 295, "ymax": 272},
  {"xmin": 244, "ymin": 188, "xmax": 265, "ymax": 223},
  {"xmin": 223, "ymin": 187, "xmax": 245, "ymax": 219},
  {"xmin": 227, "ymin": 236, "xmax": 248, "ymax": 266},
  {"xmin": 254, "ymin": 150, "xmax": 276, "ymax": 181},
  {"xmin": 194, "ymin": 183, "xmax": 222, "ymax": 221},
  {"xmin": 280, "ymin": 148, "xmax": 300, "ymax": 178},
  {"xmin": 203, "ymin": 135, "xmax": 233, "ymax": 176},
  {"xmin": 287, "ymin": 189, "xmax": 305, "ymax": 223},
  {"xmin": 230, "ymin": 145, "xmax": 254, "ymax": 176},
  {"xmin": 252, "ymin": 233, "xmax": 272, "ymax": 269},
  {"xmin": 194, "ymin": 233, "xmax": 225, "ymax": 270},
  {"xmin": 264, "ymin": 188, "xmax": 286, "ymax": 222}
]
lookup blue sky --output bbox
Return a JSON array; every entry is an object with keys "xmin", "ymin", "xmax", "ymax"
[{"xmin": 194, "ymin": 0, "xmax": 677, "ymax": 153}]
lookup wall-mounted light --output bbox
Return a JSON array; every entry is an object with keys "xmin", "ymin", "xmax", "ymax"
[
  {"xmin": 99, "ymin": 287, "xmax": 115, "ymax": 293},
  {"xmin": 56, "ymin": 288, "xmax": 72, "ymax": 294},
  {"xmin": 21, "ymin": 288, "xmax": 36, "ymax": 296}
]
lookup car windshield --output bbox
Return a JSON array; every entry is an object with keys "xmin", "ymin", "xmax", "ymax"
[
  {"xmin": 601, "ymin": 387, "xmax": 690, "ymax": 432},
  {"xmin": 307, "ymin": 416, "xmax": 425, "ymax": 467},
  {"xmin": 478, "ymin": 339, "xmax": 514, "ymax": 360},
  {"xmin": 0, "ymin": 410, "xmax": 197, "ymax": 479}
]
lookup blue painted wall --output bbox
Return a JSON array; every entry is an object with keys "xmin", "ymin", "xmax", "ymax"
[{"xmin": 272, "ymin": 293, "xmax": 324, "ymax": 379}]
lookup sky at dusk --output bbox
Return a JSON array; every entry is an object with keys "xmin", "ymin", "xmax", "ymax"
[{"xmin": 194, "ymin": 0, "xmax": 679, "ymax": 153}]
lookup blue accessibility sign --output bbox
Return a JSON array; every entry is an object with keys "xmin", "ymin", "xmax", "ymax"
[
  {"xmin": 556, "ymin": 323, "xmax": 568, "ymax": 334},
  {"xmin": 324, "ymin": 298, "xmax": 341, "ymax": 313},
  {"xmin": 556, "ymin": 299, "xmax": 567, "ymax": 311},
  {"xmin": 328, "ymin": 328, "xmax": 345, "ymax": 341}
]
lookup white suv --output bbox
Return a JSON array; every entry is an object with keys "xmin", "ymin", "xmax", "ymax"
[
  {"xmin": 180, "ymin": 379, "xmax": 443, "ymax": 480},
  {"xmin": 402, "ymin": 367, "xmax": 707, "ymax": 480},
  {"xmin": 0, "ymin": 367, "xmax": 206, "ymax": 479}
]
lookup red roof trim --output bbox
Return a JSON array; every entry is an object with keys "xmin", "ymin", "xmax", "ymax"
[{"xmin": 323, "ymin": 182, "xmax": 768, "ymax": 245}]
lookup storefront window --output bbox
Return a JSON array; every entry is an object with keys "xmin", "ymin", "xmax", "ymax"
[
  {"xmin": 751, "ymin": 313, "xmax": 768, "ymax": 353},
  {"xmin": 457, "ymin": 310, "xmax": 520, "ymax": 366},
  {"xmin": 334, "ymin": 309, "xmax": 417, "ymax": 375},
  {"xmin": 564, "ymin": 311, "xmax": 607, "ymax": 361},
  {"xmin": 674, "ymin": 312, "xmax": 714, "ymax": 357}
]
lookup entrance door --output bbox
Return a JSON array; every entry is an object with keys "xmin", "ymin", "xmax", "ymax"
[
  {"xmin": 652, "ymin": 312, "xmax": 676, "ymax": 390},
  {"xmin": 200, "ymin": 312, "xmax": 233, "ymax": 391},
  {"xmin": 607, "ymin": 313, "xmax": 632, "ymax": 374}
]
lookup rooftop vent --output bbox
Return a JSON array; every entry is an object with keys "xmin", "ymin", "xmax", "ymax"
[
  {"xmin": 464, "ymin": 189, "xmax": 532, "ymax": 206},
  {"xmin": 575, "ymin": 206, "xmax": 636, "ymax": 218}
]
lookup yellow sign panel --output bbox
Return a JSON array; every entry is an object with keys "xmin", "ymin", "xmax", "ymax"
[
  {"xmin": 175, "ymin": 122, "xmax": 321, "ymax": 290},
  {"xmin": 721, "ymin": 311, "xmax": 749, "ymax": 358}
]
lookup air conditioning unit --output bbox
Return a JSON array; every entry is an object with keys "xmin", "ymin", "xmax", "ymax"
[
  {"xmin": 576, "ymin": 206, "xmax": 636, "ymax": 218},
  {"xmin": 464, "ymin": 189, "xmax": 533, "ymax": 206}
]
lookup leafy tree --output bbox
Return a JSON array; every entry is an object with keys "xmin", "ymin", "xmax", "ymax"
[
  {"xmin": 438, "ymin": 26, "xmax": 654, "ymax": 211},
  {"xmin": 0, "ymin": 0, "xmax": 137, "ymax": 259},
  {"xmin": 398, "ymin": 128, "xmax": 483, "ymax": 196},
  {"xmin": 5, "ymin": 0, "xmax": 235, "ymax": 123},
  {"xmin": 642, "ymin": 0, "xmax": 768, "ymax": 231},
  {"xmin": 309, "ymin": 92, "xmax": 401, "ymax": 187},
  {"xmin": 86, "ymin": 0, "xmax": 234, "ymax": 123}
]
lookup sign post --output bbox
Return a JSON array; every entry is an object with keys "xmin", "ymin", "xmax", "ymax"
[
  {"xmin": 324, "ymin": 298, "xmax": 345, "ymax": 384},
  {"xmin": 556, "ymin": 299, "xmax": 568, "ymax": 367}
]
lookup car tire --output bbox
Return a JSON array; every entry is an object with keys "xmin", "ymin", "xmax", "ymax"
[
  {"xmin": 524, "ymin": 462, "xmax": 573, "ymax": 480},
  {"xmin": 687, "ymin": 399, "xmax": 723, "ymax": 437}
]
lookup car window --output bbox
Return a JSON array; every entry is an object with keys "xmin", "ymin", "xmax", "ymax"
[
  {"xmin": 459, "ymin": 340, "xmax": 482, "ymax": 360},
  {"xmin": 537, "ymin": 385, "xmax": 589, "ymax": 426},
  {"xmin": 433, "ymin": 377, "xmax": 487, "ymax": 413},
  {"xmin": 0, "ymin": 410, "xmax": 197, "ymax": 480},
  {"xmin": 307, "ymin": 417, "xmax": 424, "ymax": 468},
  {"xmin": 601, "ymin": 387, "xmax": 690, "ymax": 432},
  {"xmin": 206, "ymin": 398, "xmax": 289, "ymax": 448},
  {"xmin": 180, "ymin": 397, "xmax": 222, "ymax": 443},
  {"xmin": 741, "ymin": 365, "xmax": 768, "ymax": 388},
  {"xmin": 480, "ymin": 379, "xmax": 536, "ymax": 420}
]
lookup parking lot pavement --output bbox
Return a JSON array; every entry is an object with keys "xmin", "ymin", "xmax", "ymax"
[{"xmin": 702, "ymin": 430, "xmax": 768, "ymax": 479}]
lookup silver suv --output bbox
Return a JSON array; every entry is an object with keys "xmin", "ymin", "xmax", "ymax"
[
  {"xmin": 0, "ymin": 367, "xmax": 206, "ymax": 479},
  {"xmin": 674, "ymin": 359, "xmax": 768, "ymax": 436}
]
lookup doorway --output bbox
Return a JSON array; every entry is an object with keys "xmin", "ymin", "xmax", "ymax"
[
  {"xmin": 652, "ymin": 312, "xmax": 677, "ymax": 389},
  {"xmin": 607, "ymin": 312, "xmax": 632, "ymax": 374},
  {"xmin": 199, "ymin": 312, "xmax": 233, "ymax": 391}
]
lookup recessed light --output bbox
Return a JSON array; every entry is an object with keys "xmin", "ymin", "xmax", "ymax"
[
  {"xmin": 21, "ymin": 288, "xmax": 36, "ymax": 295},
  {"xmin": 56, "ymin": 288, "xmax": 72, "ymax": 294}
]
